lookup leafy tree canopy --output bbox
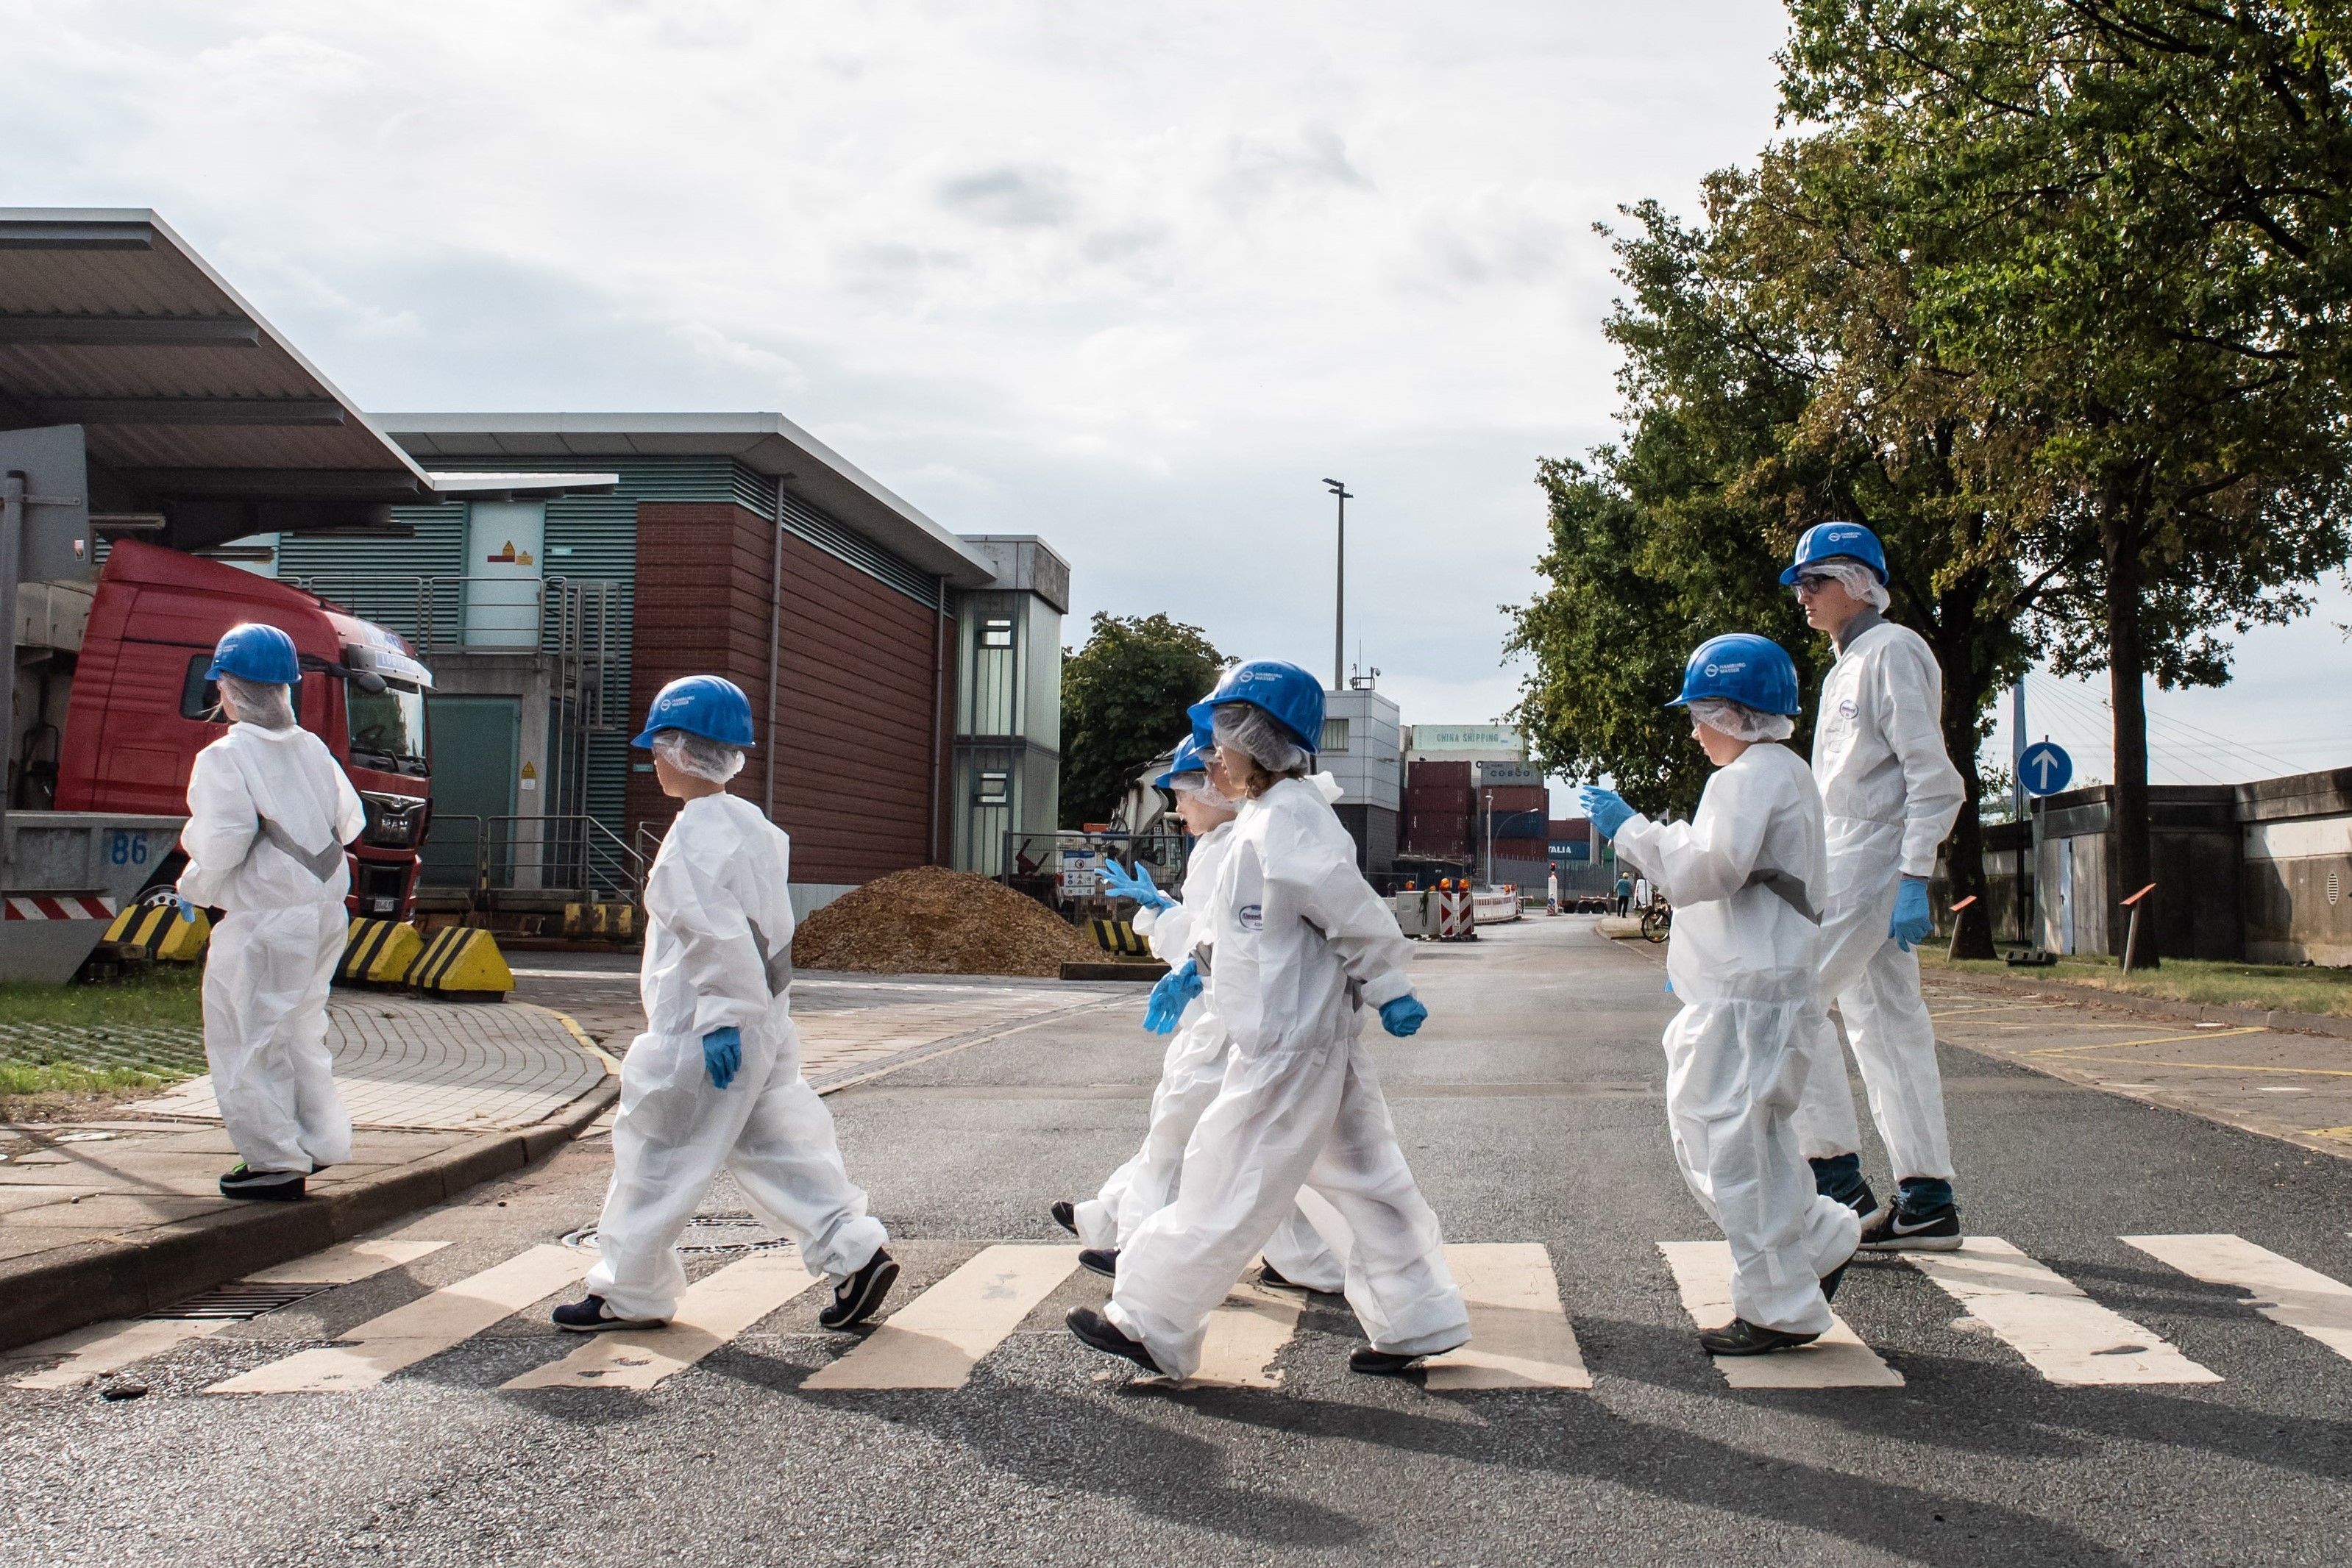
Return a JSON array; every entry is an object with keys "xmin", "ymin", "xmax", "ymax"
[{"xmin": 1058, "ymin": 613, "xmax": 1226, "ymax": 828}]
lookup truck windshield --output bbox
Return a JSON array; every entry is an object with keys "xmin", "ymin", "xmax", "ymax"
[{"xmin": 348, "ymin": 681, "xmax": 429, "ymax": 777}]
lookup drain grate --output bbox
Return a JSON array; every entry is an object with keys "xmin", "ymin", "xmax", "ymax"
[
  {"xmin": 143, "ymin": 1283, "xmax": 331, "ymax": 1321},
  {"xmin": 562, "ymin": 1211, "xmax": 796, "ymax": 1256}
]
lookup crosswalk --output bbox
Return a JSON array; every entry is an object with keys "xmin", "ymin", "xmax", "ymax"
[{"xmin": 10, "ymin": 1231, "xmax": 2352, "ymax": 1399}]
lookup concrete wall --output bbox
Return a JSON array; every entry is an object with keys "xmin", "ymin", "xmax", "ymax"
[{"xmin": 2240, "ymin": 769, "xmax": 2352, "ymax": 966}]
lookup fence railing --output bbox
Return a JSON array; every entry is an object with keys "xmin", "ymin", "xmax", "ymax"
[{"xmin": 419, "ymin": 811, "xmax": 647, "ymax": 908}]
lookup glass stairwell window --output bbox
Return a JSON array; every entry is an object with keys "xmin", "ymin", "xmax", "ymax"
[{"xmin": 1320, "ymin": 717, "xmax": 1350, "ymax": 753}]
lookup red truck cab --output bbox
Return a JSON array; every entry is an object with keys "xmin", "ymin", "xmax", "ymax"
[{"xmin": 53, "ymin": 541, "xmax": 433, "ymax": 917}]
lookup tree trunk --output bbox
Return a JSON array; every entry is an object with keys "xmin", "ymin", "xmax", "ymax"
[
  {"xmin": 2103, "ymin": 496, "xmax": 2159, "ymax": 970},
  {"xmin": 1933, "ymin": 577, "xmax": 1999, "ymax": 960}
]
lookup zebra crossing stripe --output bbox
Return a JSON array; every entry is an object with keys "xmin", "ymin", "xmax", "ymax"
[
  {"xmin": 242, "ymin": 1238, "xmax": 452, "ymax": 1285},
  {"xmin": 8, "ymin": 1239, "xmax": 452, "ymax": 1391},
  {"xmin": 502, "ymin": 1250, "xmax": 825, "ymax": 1391},
  {"xmin": 205, "ymin": 1244, "xmax": 591, "ymax": 1394},
  {"xmin": 9, "ymin": 1318, "xmax": 233, "ymax": 1391},
  {"xmin": 1902, "ymin": 1238, "xmax": 2220, "ymax": 1386},
  {"xmin": 1134, "ymin": 1277, "xmax": 1304, "ymax": 1389},
  {"xmin": 1424, "ymin": 1244, "xmax": 1591, "ymax": 1391},
  {"xmin": 801, "ymin": 1244, "xmax": 1080, "ymax": 1390},
  {"xmin": 1658, "ymin": 1241, "xmax": 1903, "ymax": 1388},
  {"xmin": 2121, "ymin": 1234, "xmax": 2352, "ymax": 1364}
]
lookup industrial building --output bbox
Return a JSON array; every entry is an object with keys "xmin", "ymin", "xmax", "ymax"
[
  {"xmin": 296, "ymin": 414, "xmax": 1068, "ymax": 915},
  {"xmin": 0, "ymin": 210, "xmax": 1067, "ymax": 921}
]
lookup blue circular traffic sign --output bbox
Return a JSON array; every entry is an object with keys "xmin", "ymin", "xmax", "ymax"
[{"xmin": 2019, "ymin": 741, "xmax": 2073, "ymax": 797}]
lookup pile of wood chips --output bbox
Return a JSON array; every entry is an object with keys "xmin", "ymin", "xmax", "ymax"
[{"xmin": 791, "ymin": 866, "xmax": 1101, "ymax": 977}]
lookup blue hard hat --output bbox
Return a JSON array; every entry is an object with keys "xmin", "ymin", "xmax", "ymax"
[
  {"xmin": 207, "ymin": 623, "xmax": 301, "ymax": 685},
  {"xmin": 632, "ymin": 675, "xmax": 756, "ymax": 749},
  {"xmin": 1187, "ymin": 659, "xmax": 1324, "ymax": 753},
  {"xmin": 1154, "ymin": 734, "xmax": 1212, "ymax": 791},
  {"xmin": 1668, "ymin": 633, "xmax": 1801, "ymax": 716},
  {"xmin": 1779, "ymin": 521, "xmax": 1889, "ymax": 585}
]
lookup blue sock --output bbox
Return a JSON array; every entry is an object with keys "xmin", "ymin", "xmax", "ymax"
[
  {"xmin": 1896, "ymin": 1176, "xmax": 1953, "ymax": 1214},
  {"xmin": 1808, "ymin": 1152, "xmax": 1866, "ymax": 1204}
]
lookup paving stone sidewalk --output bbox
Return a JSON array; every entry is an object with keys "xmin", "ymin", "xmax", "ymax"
[{"xmin": 0, "ymin": 996, "xmax": 615, "ymax": 1352}]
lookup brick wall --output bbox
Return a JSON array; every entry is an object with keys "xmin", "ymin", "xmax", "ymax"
[{"xmin": 627, "ymin": 501, "xmax": 951, "ymax": 885}]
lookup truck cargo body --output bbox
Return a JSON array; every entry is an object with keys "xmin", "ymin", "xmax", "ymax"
[{"xmin": 49, "ymin": 541, "xmax": 433, "ymax": 919}]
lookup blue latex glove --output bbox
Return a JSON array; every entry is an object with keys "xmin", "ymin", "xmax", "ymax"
[
  {"xmin": 1889, "ymin": 877, "xmax": 1933, "ymax": 951},
  {"xmin": 1378, "ymin": 995, "xmax": 1429, "ymax": 1037},
  {"xmin": 162, "ymin": 891, "xmax": 200, "ymax": 924},
  {"xmin": 702, "ymin": 1026, "xmax": 742, "ymax": 1090},
  {"xmin": 1579, "ymin": 786, "xmax": 1635, "ymax": 839},
  {"xmin": 1101, "ymin": 858, "xmax": 1176, "ymax": 913},
  {"xmin": 1144, "ymin": 957, "xmax": 1201, "ymax": 1034}
]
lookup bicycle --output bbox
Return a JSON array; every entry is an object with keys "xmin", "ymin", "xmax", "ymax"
[{"xmin": 1639, "ymin": 897, "xmax": 1673, "ymax": 944}]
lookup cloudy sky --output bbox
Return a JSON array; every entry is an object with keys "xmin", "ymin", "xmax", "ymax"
[{"xmin": 7, "ymin": 0, "xmax": 2345, "ymax": 800}]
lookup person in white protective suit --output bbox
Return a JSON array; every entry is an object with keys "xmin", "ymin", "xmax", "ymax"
[
  {"xmin": 1779, "ymin": 523, "xmax": 1968, "ymax": 1250},
  {"xmin": 1056, "ymin": 733, "xmax": 1346, "ymax": 1297},
  {"xmin": 1065, "ymin": 660, "xmax": 1468, "ymax": 1381},
  {"xmin": 174, "ymin": 623, "xmax": 366, "ymax": 1201},
  {"xmin": 1581, "ymin": 633, "xmax": 1862, "ymax": 1354},
  {"xmin": 552, "ymin": 676, "xmax": 896, "ymax": 1333}
]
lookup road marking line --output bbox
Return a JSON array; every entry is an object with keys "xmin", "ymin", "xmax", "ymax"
[
  {"xmin": 1902, "ymin": 1238, "xmax": 2220, "ymax": 1386},
  {"xmin": 203, "ymin": 1244, "xmax": 591, "ymax": 1394},
  {"xmin": 2043, "ymin": 1057, "xmax": 2352, "ymax": 1079},
  {"xmin": 1137, "ymin": 1278, "xmax": 1305, "ymax": 1389},
  {"xmin": 2032, "ymin": 1027, "xmax": 2267, "ymax": 1058},
  {"xmin": 1657, "ymin": 1241, "xmax": 1902, "ymax": 1388},
  {"xmin": 8, "ymin": 1318, "xmax": 232, "ymax": 1389},
  {"xmin": 800, "ymin": 1244, "xmax": 1079, "ymax": 1390},
  {"xmin": 2121, "ymin": 1234, "xmax": 2352, "ymax": 1364},
  {"xmin": 244, "ymin": 1239, "xmax": 452, "ymax": 1285},
  {"xmin": 502, "ymin": 1249, "xmax": 823, "ymax": 1391},
  {"xmin": 1928, "ymin": 1003, "xmax": 2067, "ymax": 1019},
  {"xmin": 1424, "ymin": 1242, "xmax": 1591, "ymax": 1390}
]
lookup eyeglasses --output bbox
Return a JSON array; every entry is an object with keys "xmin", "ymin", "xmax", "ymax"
[{"xmin": 1792, "ymin": 572, "xmax": 1839, "ymax": 594}]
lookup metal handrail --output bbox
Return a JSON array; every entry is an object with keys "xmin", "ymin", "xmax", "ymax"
[{"xmin": 417, "ymin": 811, "xmax": 647, "ymax": 907}]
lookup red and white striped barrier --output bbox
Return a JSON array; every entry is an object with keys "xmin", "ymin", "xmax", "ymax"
[{"xmin": 4, "ymin": 894, "xmax": 119, "ymax": 922}]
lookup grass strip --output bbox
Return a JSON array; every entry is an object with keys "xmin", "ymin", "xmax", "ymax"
[{"xmin": 1923, "ymin": 949, "xmax": 2352, "ymax": 1019}]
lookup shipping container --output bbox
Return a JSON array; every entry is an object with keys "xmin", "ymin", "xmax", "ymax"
[
  {"xmin": 1407, "ymin": 759, "xmax": 1474, "ymax": 790},
  {"xmin": 1479, "ymin": 785, "xmax": 1548, "ymax": 812},
  {"xmin": 1408, "ymin": 785, "xmax": 1474, "ymax": 813},
  {"xmin": 1548, "ymin": 818, "xmax": 1592, "ymax": 842}
]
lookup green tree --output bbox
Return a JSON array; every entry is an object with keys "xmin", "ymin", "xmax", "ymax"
[
  {"xmin": 1058, "ymin": 613, "xmax": 1226, "ymax": 828},
  {"xmin": 1781, "ymin": 0, "xmax": 2352, "ymax": 964}
]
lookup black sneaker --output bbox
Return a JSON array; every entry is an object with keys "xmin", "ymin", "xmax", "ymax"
[
  {"xmin": 1858, "ymin": 1201, "xmax": 1962, "ymax": 1252},
  {"xmin": 552, "ymin": 1294, "xmax": 667, "ymax": 1333},
  {"xmin": 1699, "ymin": 1318, "xmax": 1822, "ymax": 1355},
  {"xmin": 1078, "ymin": 1247, "xmax": 1119, "ymax": 1279},
  {"xmin": 1257, "ymin": 1262, "xmax": 1340, "ymax": 1296},
  {"xmin": 1066, "ymin": 1307, "xmax": 1164, "ymax": 1375},
  {"xmin": 818, "ymin": 1248, "xmax": 900, "ymax": 1330},
  {"xmin": 1349, "ymin": 1342, "xmax": 1464, "ymax": 1376},
  {"xmin": 1819, "ymin": 1262, "xmax": 1850, "ymax": 1304},
  {"xmin": 1844, "ymin": 1181, "xmax": 1881, "ymax": 1222},
  {"xmin": 1050, "ymin": 1201, "xmax": 1079, "ymax": 1236},
  {"xmin": 218, "ymin": 1164, "xmax": 305, "ymax": 1201}
]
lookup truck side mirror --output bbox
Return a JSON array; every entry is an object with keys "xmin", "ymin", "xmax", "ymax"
[{"xmin": 351, "ymin": 670, "xmax": 388, "ymax": 694}]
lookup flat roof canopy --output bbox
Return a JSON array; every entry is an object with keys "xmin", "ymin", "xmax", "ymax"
[
  {"xmin": 0, "ymin": 210, "xmax": 612, "ymax": 551},
  {"xmin": 380, "ymin": 412, "xmax": 996, "ymax": 588}
]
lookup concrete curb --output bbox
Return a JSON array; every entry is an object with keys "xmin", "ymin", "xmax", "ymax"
[
  {"xmin": 1933, "ymin": 968, "xmax": 2352, "ymax": 1041},
  {"xmin": 0, "ymin": 1073, "xmax": 619, "ymax": 1356}
]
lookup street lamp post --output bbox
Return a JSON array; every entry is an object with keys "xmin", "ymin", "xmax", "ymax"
[{"xmin": 1323, "ymin": 478, "xmax": 1351, "ymax": 689}]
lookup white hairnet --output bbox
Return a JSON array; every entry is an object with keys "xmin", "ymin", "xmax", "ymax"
[
  {"xmin": 651, "ymin": 729, "xmax": 747, "ymax": 784},
  {"xmin": 218, "ymin": 674, "xmax": 296, "ymax": 731},
  {"xmin": 1688, "ymin": 696, "xmax": 1796, "ymax": 743},
  {"xmin": 1807, "ymin": 558, "xmax": 1892, "ymax": 613},
  {"xmin": 1212, "ymin": 705, "xmax": 1312, "ymax": 775},
  {"xmin": 1172, "ymin": 772, "xmax": 1238, "ymax": 812}
]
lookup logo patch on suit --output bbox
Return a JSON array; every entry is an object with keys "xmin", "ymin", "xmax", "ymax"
[{"xmin": 1237, "ymin": 904, "xmax": 1265, "ymax": 930}]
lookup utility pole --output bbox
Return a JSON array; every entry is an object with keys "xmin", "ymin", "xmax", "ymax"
[{"xmin": 1323, "ymin": 478, "xmax": 1351, "ymax": 690}]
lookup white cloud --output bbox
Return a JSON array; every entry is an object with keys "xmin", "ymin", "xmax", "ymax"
[{"xmin": 1, "ymin": 0, "xmax": 1811, "ymax": 740}]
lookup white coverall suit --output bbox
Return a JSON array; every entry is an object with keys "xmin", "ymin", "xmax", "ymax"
[
  {"xmin": 585, "ymin": 793, "xmax": 887, "ymax": 1322},
  {"xmin": 1614, "ymin": 743, "xmax": 1861, "ymax": 1335},
  {"xmin": 177, "ymin": 721, "xmax": 366, "ymax": 1176},
  {"xmin": 1106, "ymin": 776, "xmax": 1468, "ymax": 1379},
  {"xmin": 1073, "ymin": 805, "xmax": 1345, "ymax": 1291},
  {"xmin": 1791, "ymin": 613, "xmax": 1967, "ymax": 1183}
]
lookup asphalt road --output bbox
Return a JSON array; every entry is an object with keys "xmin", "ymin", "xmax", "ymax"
[{"xmin": 7, "ymin": 916, "xmax": 2352, "ymax": 1567}]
